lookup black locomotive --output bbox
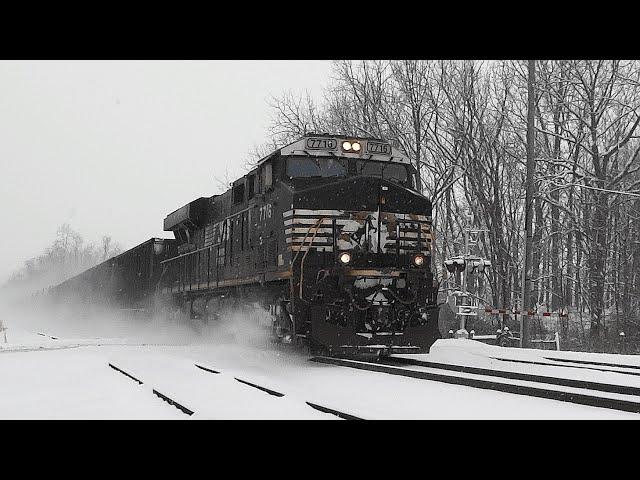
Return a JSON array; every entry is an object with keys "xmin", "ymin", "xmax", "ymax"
[{"xmin": 49, "ymin": 134, "xmax": 441, "ymax": 355}]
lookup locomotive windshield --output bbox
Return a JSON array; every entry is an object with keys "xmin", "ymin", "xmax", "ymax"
[
  {"xmin": 354, "ymin": 160, "xmax": 411, "ymax": 187},
  {"xmin": 287, "ymin": 157, "xmax": 347, "ymax": 178},
  {"xmin": 287, "ymin": 156, "xmax": 414, "ymax": 189}
]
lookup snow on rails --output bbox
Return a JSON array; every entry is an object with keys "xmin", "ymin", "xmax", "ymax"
[
  {"xmin": 310, "ymin": 356, "xmax": 640, "ymax": 414},
  {"xmin": 3, "ymin": 322, "xmax": 640, "ymax": 419},
  {"xmin": 106, "ymin": 353, "xmax": 355, "ymax": 420}
]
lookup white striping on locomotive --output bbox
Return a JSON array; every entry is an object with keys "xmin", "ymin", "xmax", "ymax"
[{"xmin": 283, "ymin": 209, "xmax": 432, "ymax": 255}]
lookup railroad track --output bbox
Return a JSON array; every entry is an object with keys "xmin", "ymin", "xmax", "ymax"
[
  {"xmin": 385, "ymin": 356, "xmax": 640, "ymax": 396},
  {"xmin": 108, "ymin": 360, "xmax": 362, "ymax": 420},
  {"xmin": 109, "ymin": 363, "xmax": 194, "ymax": 416},
  {"xmin": 310, "ymin": 356, "xmax": 640, "ymax": 414},
  {"xmin": 492, "ymin": 356, "xmax": 640, "ymax": 377},
  {"xmin": 541, "ymin": 356, "xmax": 640, "ymax": 370}
]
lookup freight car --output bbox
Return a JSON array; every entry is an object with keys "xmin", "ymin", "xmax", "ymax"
[
  {"xmin": 158, "ymin": 134, "xmax": 441, "ymax": 355},
  {"xmin": 48, "ymin": 237, "xmax": 177, "ymax": 312}
]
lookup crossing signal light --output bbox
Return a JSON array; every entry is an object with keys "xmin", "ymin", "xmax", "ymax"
[
  {"xmin": 444, "ymin": 258, "xmax": 466, "ymax": 273},
  {"xmin": 471, "ymin": 259, "xmax": 492, "ymax": 273},
  {"xmin": 445, "ymin": 258, "xmax": 491, "ymax": 274}
]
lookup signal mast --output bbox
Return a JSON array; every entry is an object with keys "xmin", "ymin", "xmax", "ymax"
[{"xmin": 443, "ymin": 210, "xmax": 491, "ymax": 338}]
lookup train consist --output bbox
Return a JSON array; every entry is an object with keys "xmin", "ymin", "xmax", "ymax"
[
  {"xmin": 48, "ymin": 237, "xmax": 177, "ymax": 311},
  {"xmin": 49, "ymin": 134, "xmax": 441, "ymax": 355}
]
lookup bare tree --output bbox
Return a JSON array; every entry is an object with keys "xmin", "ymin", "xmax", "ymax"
[{"xmin": 258, "ymin": 59, "xmax": 640, "ymax": 351}]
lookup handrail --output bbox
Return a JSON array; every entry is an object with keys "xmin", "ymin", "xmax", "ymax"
[
  {"xmin": 299, "ymin": 219, "xmax": 326, "ymax": 299},
  {"xmin": 161, "ymin": 205, "xmax": 253, "ymax": 266},
  {"xmin": 160, "ymin": 242, "xmax": 222, "ymax": 265}
]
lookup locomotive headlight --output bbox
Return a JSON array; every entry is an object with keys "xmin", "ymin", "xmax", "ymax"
[
  {"xmin": 413, "ymin": 254, "xmax": 425, "ymax": 267},
  {"xmin": 351, "ymin": 141, "xmax": 361, "ymax": 152},
  {"xmin": 342, "ymin": 141, "xmax": 352, "ymax": 151},
  {"xmin": 339, "ymin": 252, "xmax": 352, "ymax": 264}
]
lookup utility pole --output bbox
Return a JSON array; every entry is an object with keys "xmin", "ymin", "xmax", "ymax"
[
  {"xmin": 460, "ymin": 213, "xmax": 470, "ymax": 333},
  {"xmin": 520, "ymin": 59, "xmax": 536, "ymax": 349}
]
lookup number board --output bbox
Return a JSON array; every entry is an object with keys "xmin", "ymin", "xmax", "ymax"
[
  {"xmin": 366, "ymin": 141, "xmax": 392, "ymax": 155},
  {"xmin": 305, "ymin": 137, "xmax": 337, "ymax": 150}
]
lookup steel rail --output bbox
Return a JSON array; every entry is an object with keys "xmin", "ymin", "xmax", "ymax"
[
  {"xmin": 492, "ymin": 357, "xmax": 640, "ymax": 377},
  {"xmin": 193, "ymin": 363, "xmax": 363, "ymax": 420},
  {"xmin": 542, "ymin": 356, "xmax": 640, "ymax": 370},
  {"xmin": 108, "ymin": 362, "xmax": 194, "ymax": 416},
  {"xmin": 382, "ymin": 356, "xmax": 640, "ymax": 397},
  {"xmin": 310, "ymin": 356, "xmax": 640, "ymax": 414}
]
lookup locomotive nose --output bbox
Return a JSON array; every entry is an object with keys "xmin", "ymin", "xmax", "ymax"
[{"xmin": 293, "ymin": 176, "xmax": 431, "ymax": 215}]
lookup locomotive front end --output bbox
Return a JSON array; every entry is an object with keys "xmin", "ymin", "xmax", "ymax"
[{"xmin": 281, "ymin": 135, "xmax": 441, "ymax": 356}]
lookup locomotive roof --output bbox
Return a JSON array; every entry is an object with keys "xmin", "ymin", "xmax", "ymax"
[{"xmin": 256, "ymin": 134, "xmax": 411, "ymax": 166}]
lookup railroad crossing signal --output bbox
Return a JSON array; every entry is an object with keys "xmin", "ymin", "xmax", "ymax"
[
  {"xmin": 444, "ymin": 257, "xmax": 491, "ymax": 274},
  {"xmin": 444, "ymin": 258, "xmax": 466, "ymax": 273},
  {"xmin": 468, "ymin": 230, "xmax": 480, "ymax": 246},
  {"xmin": 457, "ymin": 294, "xmax": 478, "ymax": 316},
  {"xmin": 470, "ymin": 258, "xmax": 491, "ymax": 273},
  {"xmin": 458, "ymin": 305, "xmax": 478, "ymax": 316},
  {"xmin": 448, "ymin": 291, "xmax": 479, "ymax": 316},
  {"xmin": 443, "ymin": 215, "xmax": 491, "ymax": 334}
]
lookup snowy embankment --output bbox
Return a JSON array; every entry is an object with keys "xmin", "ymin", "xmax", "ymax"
[
  {"xmin": 389, "ymin": 340, "xmax": 640, "ymax": 392},
  {"xmin": 428, "ymin": 338, "xmax": 640, "ymax": 368},
  {"xmin": 420, "ymin": 339, "xmax": 640, "ymax": 383}
]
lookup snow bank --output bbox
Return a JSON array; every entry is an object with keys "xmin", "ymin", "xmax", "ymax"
[{"xmin": 428, "ymin": 338, "xmax": 640, "ymax": 367}]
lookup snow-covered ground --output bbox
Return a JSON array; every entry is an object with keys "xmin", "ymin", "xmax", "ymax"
[
  {"xmin": 1, "ymin": 304, "xmax": 639, "ymax": 419},
  {"xmin": 428, "ymin": 338, "xmax": 640, "ymax": 368}
]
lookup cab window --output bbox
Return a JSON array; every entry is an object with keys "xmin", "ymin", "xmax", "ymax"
[
  {"xmin": 287, "ymin": 157, "xmax": 347, "ymax": 178},
  {"xmin": 383, "ymin": 163, "xmax": 409, "ymax": 184},
  {"xmin": 232, "ymin": 182, "xmax": 245, "ymax": 205},
  {"xmin": 354, "ymin": 160, "xmax": 411, "ymax": 187}
]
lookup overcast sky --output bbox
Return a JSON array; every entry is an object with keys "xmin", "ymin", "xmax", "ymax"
[{"xmin": 0, "ymin": 60, "xmax": 332, "ymax": 282}]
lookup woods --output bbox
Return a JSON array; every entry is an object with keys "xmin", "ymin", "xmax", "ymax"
[
  {"xmin": 2, "ymin": 224, "xmax": 122, "ymax": 298},
  {"xmin": 263, "ymin": 60, "xmax": 640, "ymax": 352}
]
